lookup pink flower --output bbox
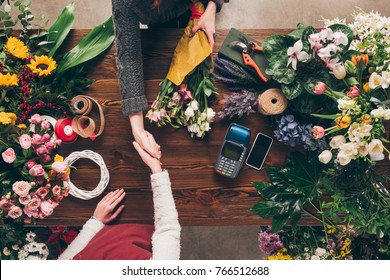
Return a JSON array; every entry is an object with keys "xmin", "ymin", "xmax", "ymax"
[
  {"xmin": 146, "ymin": 110, "xmax": 162, "ymax": 122},
  {"xmin": 42, "ymin": 133, "xmax": 51, "ymax": 142},
  {"xmin": 45, "ymin": 141, "xmax": 55, "ymax": 151},
  {"xmin": 312, "ymin": 126, "xmax": 325, "ymax": 139},
  {"xmin": 26, "ymin": 197, "xmax": 41, "ymax": 211},
  {"xmin": 35, "ymin": 145, "xmax": 49, "ymax": 156},
  {"xmin": 32, "ymin": 134, "xmax": 42, "ymax": 145},
  {"xmin": 52, "ymin": 185, "xmax": 62, "ymax": 197},
  {"xmin": 41, "ymin": 154, "xmax": 51, "ymax": 163},
  {"xmin": 19, "ymin": 195, "xmax": 31, "ymax": 205},
  {"xmin": 333, "ymin": 30, "xmax": 348, "ymax": 46},
  {"xmin": 52, "ymin": 162, "xmax": 68, "ymax": 173},
  {"xmin": 40, "ymin": 200, "xmax": 55, "ymax": 216},
  {"xmin": 12, "ymin": 181, "xmax": 32, "ymax": 197},
  {"xmin": 172, "ymin": 91, "xmax": 181, "ymax": 103},
  {"xmin": 2, "ymin": 148, "xmax": 16, "ymax": 164},
  {"xmin": 25, "ymin": 159, "xmax": 36, "ymax": 169},
  {"xmin": 314, "ymin": 82, "xmax": 326, "ymax": 94},
  {"xmin": 178, "ymin": 84, "xmax": 193, "ymax": 101},
  {"xmin": 62, "ymin": 187, "xmax": 70, "ymax": 197},
  {"xmin": 55, "ymin": 139, "xmax": 62, "ymax": 147},
  {"xmin": 23, "ymin": 207, "xmax": 39, "ymax": 218},
  {"xmin": 347, "ymin": 85, "xmax": 360, "ymax": 98},
  {"xmin": 151, "ymin": 100, "xmax": 160, "ymax": 110},
  {"xmin": 0, "ymin": 197, "xmax": 13, "ymax": 211},
  {"xmin": 29, "ymin": 164, "xmax": 46, "ymax": 177},
  {"xmin": 8, "ymin": 206, "xmax": 23, "ymax": 219},
  {"xmin": 41, "ymin": 120, "xmax": 51, "ymax": 130},
  {"xmin": 19, "ymin": 134, "xmax": 32, "ymax": 149},
  {"xmin": 287, "ymin": 40, "xmax": 309, "ymax": 70},
  {"xmin": 37, "ymin": 187, "xmax": 49, "ymax": 198},
  {"xmin": 317, "ymin": 43, "xmax": 341, "ymax": 60},
  {"xmin": 29, "ymin": 114, "xmax": 42, "ymax": 124}
]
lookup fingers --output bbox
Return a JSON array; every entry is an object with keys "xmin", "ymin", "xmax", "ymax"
[
  {"xmin": 106, "ymin": 188, "xmax": 125, "ymax": 206},
  {"xmin": 205, "ymin": 30, "xmax": 215, "ymax": 50},
  {"xmin": 145, "ymin": 132, "xmax": 161, "ymax": 158},
  {"xmin": 133, "ymin": 141, "xmax": 150, "ymax": 160},
  {"xmin": 191, "ymin": 24, "xmax": 201, "ymax": 37},
  {"xmin": 108, "ymin": 205, "xmax": 125, "ymax": 223}
]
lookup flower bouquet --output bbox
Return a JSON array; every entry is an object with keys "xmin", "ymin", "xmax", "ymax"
[
  {"xmin": 146, "ymin": 0, "xmax": 217, "ymax": 138},
  {"xmin": 0, "ymin": 0, "xmax": 114, "ymax": 224}
]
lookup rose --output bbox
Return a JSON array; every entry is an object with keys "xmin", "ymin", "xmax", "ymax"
[
  {"xmin": 8, "ymin": 206, "xmax": 23, "ymax": 219},
  {"xmin": 40, "ymin": 200, "xmax": 55, "ymax": 216},
  {"xmin": 52, "ymin": 185, "xmax": 62, "ymax": 196},
  {"xmin": 314, "ymin": 82, "xmax": 326, "ymax": 95},
  {"xmin": 2, "ymin": 147, "xmax": 16, "ymax": 163},
  {"xmin": 12, "ymin": 181, "xmax": 32, "ymax": 197},
  {"xmin": 26, "ymin": 197, "xmax": 41, "ymax": 211},
  {"xmin": 0, "ymin": 198, "xmax": 13, "ymax": 211},
  {"xmin": 23, "ymin": 207, "xmax": 39, "ymax": 218},
  {"xmin": 19, "ymin": 134, "xmax": 32, "ymax": 149},
  {"xmin": 346, "ymin": 85, "xmax": 359, "ymax": 98},
  {"xmin": 25, "ymin": 159, "xmax": 36, "ymax": 169},
  {"xmin": 42, "ymin": 133, "xmax": 51, "ymax": 142},
  {"xmin": 35, "ymin": 145, "xmax": 49, "ymax": 156},
  {"xmin": 36, "ymin": 187, "xmax": 49, "ymax": 198},
  {"xmin": 45, "ymin": 141, "xmax": 55, "ymax": 151},
  {"xmin": 29, "ymin": 164, "xmax": 46, "ymax": 177},
  {"xmin": 31, "ymin": 134, "xmax": 42, "ymax": 145},
  {"xmin": 19, "ymin": 195, "xmax": 31, "ymax": 205},
  {"xmin": 312, "ymin": 126, "xmax": 325, "ymax": 139},
  {"xmin": 41, "ymin": 154, "xmax": 51, "ymax": 163},
  {"xmin": 40, "ymin": 121, "xmax": 51, "ymax": 130},
  {"xmin": 318, "ymin": 150, "xmax": 332, "ymax": 164},
  {"xmin": 29, "ymin": 114, "xmax": 42, "ymax": 124}
]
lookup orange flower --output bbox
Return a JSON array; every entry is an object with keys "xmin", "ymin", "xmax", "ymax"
[
  {"xmin": 351, "ymin": 54, "xmax": 369, "ymax": 67},
  {"xmin": 361, "ymin": 114, "xmax": 372, "ymax": 124},
  {"xmin": 335, "ymin": 115, "xmax": 351, "ymax": 129},
  {"xmin": 363, "ymin": 82, "xmax": 371, "ymax": 93}
]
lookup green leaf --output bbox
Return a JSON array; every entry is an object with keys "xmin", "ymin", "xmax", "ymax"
[
  {"xmin": 271, "ymin": 213, "xmax": 290, "ymax": 233},
  {"xmin": 56, "ymin": 17, "xmax": 115, "ymax": 74},
  {"xmin": 250, "ymin": 201, "xmax": 282, "ymax": 217},
  {"xmin": 265, "ymin": 59, "xmax": 295, "ymax": 84},
  {"xmin": 281, "ymin": 80, "xmax": 303, "ymax": 100},
  {"xmin": 328, "ymin": 24, "xmax": 354, "ymax": 49},
  {"xmin": 301, "ymin": 25, "xmax": 316, "ymax": 50},
  {"xmin": 47, "ymin": 3, "xmax": 75, "ymax": 57},
  {"xmin": 288, "ymin": 23, "xmax": 306, "ymax": 40},
  {"xmin": 262, "ymin": 34, "xmax": 291, "ymax": 60}
]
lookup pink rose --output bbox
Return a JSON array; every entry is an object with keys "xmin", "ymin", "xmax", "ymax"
[
  {"xmin": 35, "ymin": 145, "xmax": 48, "ymax": 156},
  {"xmin": 19, "ymin": 195, "xmax": 31, "ymax": 205},
  {"xmin": 19, "ymin": 134, "xmax": 32, "ymax": 149},
  {"xmin": 8, "ymin": 206, "xmax": 23, "ymax": 219},
  {"xmin": 32, "ymin": 134, "xmax": 42, "ymax": 145},
  {"xmin": 312, "ymin": 126, "xmax": 325, "ymax": 139},
  {"xmin": 54, "ymin": 195, "xmax": 63, "ymax": 202},
  {"xmin": 52, "ymin": 185, "xmax": 62, "ymax": 196},
  {"xmin": 2, "ymin": 148, "xmax": 16, "ymax": 164},
  {"xmin": 0, "ymin": 197, "xmax": 13, "ymax": 211},
  {"xmin": 29, "ymin": 114, "xmax": 42, "ymax": 124},
  {"xmin": 37, "ymin": 187, "xmax": 49, "ymax": 198},
  {"xmin": 41, "ymin": 154, "xmax": 51, "ymax": 163},
  {"xmin": 55, "ymin": 139, "xmax": 62, "ymax": 147},
  {"xmin": 347, "ymin": 85, "xmax": 360, "ymax": 98},
  {"xmin": 45, "ymin": 141, "xmax": 55, "ymax": 151},
  {"xmin": 40, "ymin": 200, "xmax": 55, "ymax": 216},
  {"xmin": 29, "ymin": 164, "xmax": 46, "ymax": 177},
  {"xmin": 23, "ymin": 207, "xmax": 38, "ymax": 218},
  {"xmin": 25, "ymin": 159, "xmax": 36, "ymax": 169},
  {"xmin": 314, "ymin": 82, "xmax": 326, "ymax": 95},
  {"xmin": 42, "ymin": 133, "xmax": 51, "ymax": 142},
  {"xmin": 62, "ymin": 187, "xmax": 70, "ymax": 197},
  {"xmin": 26, "ymin": 197, "xmax": 41, "ymax": 211},
  {"xmin": 51, "ymin": 162, "xmax": 68, "ymax": 173},
  {"xmin": 12, "ymin": 181, "xmax": 32, "ymax": 197},
  {"xmin": 41, "ymin": 121, "xmax": 51, "ymax": 130}
]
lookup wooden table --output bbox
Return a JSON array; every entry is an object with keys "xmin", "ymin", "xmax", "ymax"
[{"xmin": 36, "ymin": 29, "xmax": 351, "ymax": 227}]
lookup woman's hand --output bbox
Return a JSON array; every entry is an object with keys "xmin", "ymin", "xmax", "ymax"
[
  {"xmin": 133, "ymin": 139, "xmax": 163, "ymax": 174},
  {"xmin": 93, "ymin": 189, "xmax": 126, "ymax": 224},
  {"xmin": 191, "ymin": 1, "xmax": 217, "ymax": 49}
]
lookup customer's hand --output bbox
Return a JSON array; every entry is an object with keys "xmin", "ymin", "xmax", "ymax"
[
  {"xmin": 133, "ymin": 139, "xmax": 163, "ymax": 174},
  {"xmin": 191, "ymin": 1, "xmax": 217, "ymax": 49},
  {"xmin": 133, "ymin": 130, "xmax": 161, "ymax": 159},
  {"xmin": 93, "ymin": 189, "xmax": 126, "ymax": 224}
]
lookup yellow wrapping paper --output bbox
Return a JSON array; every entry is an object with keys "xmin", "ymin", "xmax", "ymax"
[{"xmin": 166, "ymin": 1, "xmax": 212, "ymax": 86}]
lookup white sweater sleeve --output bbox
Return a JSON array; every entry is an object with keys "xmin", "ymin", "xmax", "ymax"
[
  {"xmin": 58, "ymin": 218, "xmax": 105, "ymax": 260},
  {"xmin": 150, "ymin": 170, "xmax": 181, "ymax": 260}
]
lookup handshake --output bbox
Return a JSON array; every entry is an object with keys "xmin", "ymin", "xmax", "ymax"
[{"xmin": 132, "ymin": 130, "xmax": 162, "ymax": 175}]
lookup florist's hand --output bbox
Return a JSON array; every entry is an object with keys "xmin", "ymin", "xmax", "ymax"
[
  {"xmin": 191, "ymin": 1, "xmax": 217, "ymax": 49},
  {"xmin": 133, "ymin": 130, "xmax": 161, "ymax": 159},
  {"xmin": 93, "ymin": 189, "xmax": 125, "ymax": 224},
  {"xmin": 133, "ymin": 140, "xmax": 163, "ymax": 174}
]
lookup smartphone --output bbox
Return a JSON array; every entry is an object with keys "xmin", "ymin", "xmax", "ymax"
[{"xmin": 245, "ymin": 133, "xmax": 273, "ymax": 170}]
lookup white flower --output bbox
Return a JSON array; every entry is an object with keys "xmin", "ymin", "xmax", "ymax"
[
  {"xmin": 368, "ymin": 139, "xmax": 384, "ymax": 155},
  {"xmin": 329, "ymin": 135, "xmax": 346, "ymax": 149},
  {"xmin": 315, "ymin": 247, "xmax": 327, "ymax": 257},
  {"xmin": 358, "ymin": 142, "xmax": 369, "ymax": 156},
  {"xmin": 337, "ymin": 98, "xmax": 355, "ymax": 111},
  {"xmin": 206, "ymin": 108, "xmax": 216, "ymax": 123},
  {"xmin": 3, "ymin": 247, "xmax": 11, "ymax": 256},
  {"xmin": 369, "ymin": 72, "xmax": 384, "ymax": 89},
  {"xmin": 348, "ymin": 123, "xmax": 372, "ymax": 142},
  {"xmin": 287, "ymin": 40, "xmax": 309, "ymax": 70},
  {"xmin": 311, "ymin": 255, "xmax": 321, "ymax": 260},
  {"xmin": 25, "ymin": 231, "xmax": 36, "ymax": 242},
  {"xmin": 339, "ymin": 142, "xmax": 358, "ymax": 157},
  {"xmin": 318, "ymin": 150, "xmax": 332, "ymax": 164},
  {"xmin": 383, "ymin": 109, "xmax": 390, "ymax": 120},
  {"xmin": 184, "ymin": 107, "xmax": 195, "ymax": 118},
  {"xmin": 190, "ymin": 100, "xmax": 199, "ymax": 111},
  {"xmin": 381, "ymin": 71, "xmax": 390, "ymax": 89},
  {"xmin": 330, "ymin": 63, "xmax": 346, "ymax": 79},
  {"xmin": 370, "ymin": 153, "xmax": 385, "ymax": 161},
  {"xmin": 11, "ymin": 244, "xmax": 19, "ymax": 251},
  {"xmin": 317, "ymin": 43, "xmax": 341, "ymax": 60},
  {"xmin": 370, "ymin": 107, "xmax": 385, "ymax": 118},
  {"xmin": 187, "ymin": 124, "xmax": 200, "ymax": 133},
  {"xmin": 337, "ymin": 151, "xmax": 352, "ymax": 166},
  {"xmin": 333, "ymin": 30, "xmax": 348, "ymax": 46}
]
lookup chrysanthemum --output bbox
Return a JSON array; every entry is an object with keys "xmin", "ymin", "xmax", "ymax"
[
  {"xmin": 27, "ymin": 55, "xmax": 57, "ymax": 77},
  {"xmin": 0, "ymin": 73, "xmax": 19, "ymax": 87},
  {"xmin": 6, "ymin": 37, "xmax": 29, "ymax": 59},
  {"xmin": 0, "ymin": 112, "xmax": 17, "ymax": 125}
]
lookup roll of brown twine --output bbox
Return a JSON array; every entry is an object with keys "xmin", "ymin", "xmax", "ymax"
[{"xmin": 258, "ymin": 88, "xmax": 288, "ymax": 115}]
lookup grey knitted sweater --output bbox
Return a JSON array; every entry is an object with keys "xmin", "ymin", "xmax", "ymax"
[{"xmin": 112, "ymin": 0, "xmax": 225, "ymax": 116}]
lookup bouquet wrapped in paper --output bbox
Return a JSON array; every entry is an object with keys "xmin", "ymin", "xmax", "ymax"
[{"xmin": 146, "ymin": 0, "xmax": 217, "ymax": 138}]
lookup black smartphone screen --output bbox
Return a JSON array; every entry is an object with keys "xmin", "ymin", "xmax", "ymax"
[{"xmin": 245, "ymin": 133, "xmax": 273, "ymax": 170}]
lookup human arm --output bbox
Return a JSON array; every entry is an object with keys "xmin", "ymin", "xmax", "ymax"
[
  {"xmin": 58, "ymin": 189, "xmax": 126, "ymax": 260},
  {"xmin": 133, "ymin": 142, "xmax": 181, "ymax": 260}
]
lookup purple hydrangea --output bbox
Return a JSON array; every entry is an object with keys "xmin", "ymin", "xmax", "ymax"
[{"xmin": 258, "ymin": 230, "xmax": 284, "ymax": 254}]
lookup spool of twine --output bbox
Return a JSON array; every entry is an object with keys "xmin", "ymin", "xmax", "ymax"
[{"xmin": 258, "ymin": 88, "xmax": 288, "ymax": 115}]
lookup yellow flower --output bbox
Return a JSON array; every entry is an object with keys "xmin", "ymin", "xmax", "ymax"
[
  {"xmin": 54, "ymin": 154, "xmax": 64, "ymax": 162},
  {"xmin": 17, "ymin": 124, "xmax": 27, "ymax": 129},
  {"xmin": 363, "ymin": 82, "xmax": 371, "ymax": 93},
  {"xmin": 335, "ymin": 115, "xmax": 351, "ymax": 129},
  {"xmin": 267, "ymin": 249, "xmax": 292, "ymax": 260},
  {"xmin": 361, "ymin": 114, "xmax": 372, "ymax": 124},
  {"xmin": 6, "ymin": 37, "xmax": 29, "ymax": 59},
  {"xmin": 351, "ymin": 54, "xmax": 369, "ymax": 67},
  {"xmin": 27, "ymin": 55, "xmax": 57, "ymax": 77},
  {"xmin": 0, "ymin": 112, "xmax": 17, "ymax": 125},
  {"xmin": 0, "ymin": 73, "xmax": 19, "ymax": 87}
]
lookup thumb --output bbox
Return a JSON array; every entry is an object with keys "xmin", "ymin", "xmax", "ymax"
[
  {"xmin": 133, "ymin": 141, "xmax": 149, "ymax": 158},
  {"xmin": 191, "ymin": 24, "xmax": 201, "ymax": 37}
]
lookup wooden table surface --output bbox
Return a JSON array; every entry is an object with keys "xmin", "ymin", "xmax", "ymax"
[{"xmin": 37, "ymin": 28, "xmax": 389, "ymax": 227}]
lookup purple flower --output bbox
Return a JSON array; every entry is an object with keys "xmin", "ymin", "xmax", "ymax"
[
  {"xmin": 218, "ymin": 90, "xmax": 258, "ymax": 119},
  {"xmin": 258, "ymin": 231, "xmax": 284, "ymax": 254}
]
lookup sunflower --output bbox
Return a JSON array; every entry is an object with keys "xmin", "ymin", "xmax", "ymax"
[
  {"xmin": 0, "ymin": 73, "xmax": 19, "ymax": 87},
  {"xmin": 6, "ymin": 37, "xmax": 29, "ymax": 59},
  {"xmin": 27, "ymin": 55, "xmax": 57, "ymax": 77}
]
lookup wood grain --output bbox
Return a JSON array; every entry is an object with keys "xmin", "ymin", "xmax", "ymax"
[{"xmin": 37, "ymin": 29, "xmax": 389, "ymax": 227}]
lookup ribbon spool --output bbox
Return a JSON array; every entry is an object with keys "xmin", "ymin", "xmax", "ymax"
[
  {"xmin": 70, "ymin": 95, "xmax": 105, "ymax": 140},
  {"xmin": 258, "ymin": 88, "xmax": 288, "ymax": 116},
  {"xmin": 54, "ymin": 118, "xmax": 79, "ymax": 144}
]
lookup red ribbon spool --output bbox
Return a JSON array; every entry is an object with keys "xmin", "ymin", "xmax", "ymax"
[{"xmin": 55, "ymin": 118, "xmax": 79, "ymax": 144}]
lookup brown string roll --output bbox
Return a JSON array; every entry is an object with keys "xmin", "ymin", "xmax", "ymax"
[{"xmin": 258, "ymin": 88, "xmax": 288, "ymax": 115}]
